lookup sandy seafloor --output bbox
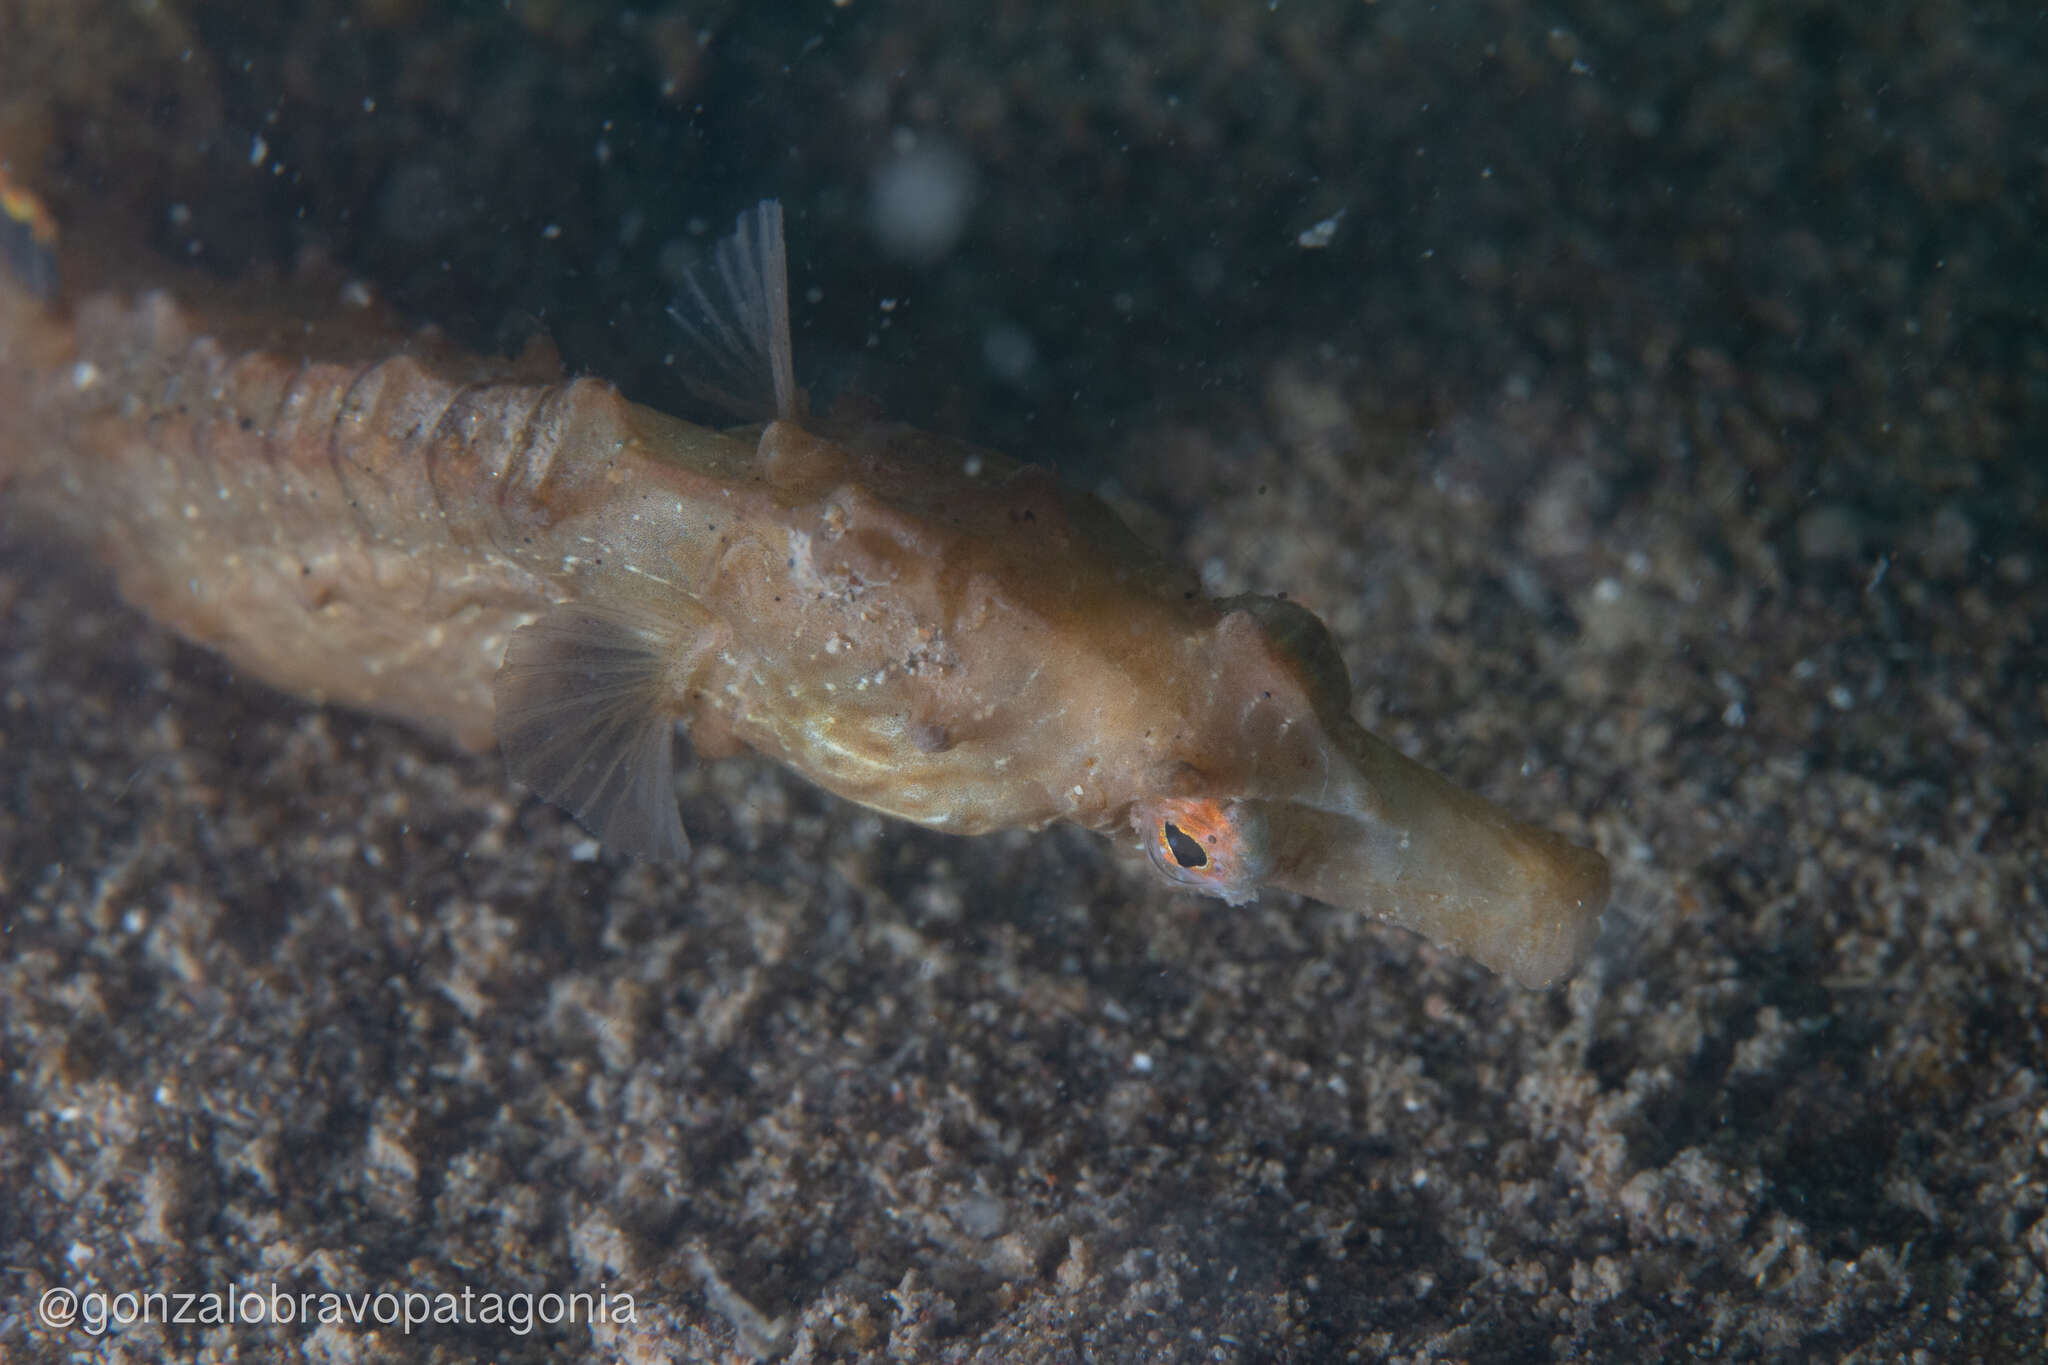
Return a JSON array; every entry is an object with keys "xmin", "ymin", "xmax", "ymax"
[{"xmin": 1, "ymin": 1, "xmax": 2044, "ymax": 1361}]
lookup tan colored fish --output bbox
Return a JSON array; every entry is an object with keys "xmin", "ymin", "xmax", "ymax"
[{"xmin": 0, "ymin": 191, "xmax": 1608, "ymax": 986}]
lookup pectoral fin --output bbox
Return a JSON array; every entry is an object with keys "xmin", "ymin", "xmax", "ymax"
[{"xmin": 494, "ymin": 602, "xmax": 699, "ymax": 859}]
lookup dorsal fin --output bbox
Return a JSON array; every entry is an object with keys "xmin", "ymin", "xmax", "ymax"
[{"xmin": 667, "ymin": 200, "xmax": 798, "ymax": 422}]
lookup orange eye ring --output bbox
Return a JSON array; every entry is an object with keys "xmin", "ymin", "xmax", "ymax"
[{"xmin": 1132, "ymin": 796, "xmax": 1268, "ymax": 906}]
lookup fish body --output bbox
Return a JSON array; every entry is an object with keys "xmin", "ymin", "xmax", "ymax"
[{"xmin": 0, "ymin": 194, "xmax": 1609, "ymax": 986}]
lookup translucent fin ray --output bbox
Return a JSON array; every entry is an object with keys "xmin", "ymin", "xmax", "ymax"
[
  {"xmin": 666, "ymin": 200, "xmax": 797, "ymax": 422},
  {"xmin": 493, "ymin": 603, "xmax": 690, "ymax": 859}
]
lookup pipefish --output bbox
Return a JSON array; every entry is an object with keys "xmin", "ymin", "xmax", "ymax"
[{"xmin": 0, "ymin": 186, "xmax": 1608, "ymax": 986}]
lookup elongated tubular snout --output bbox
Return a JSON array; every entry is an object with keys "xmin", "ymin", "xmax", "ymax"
[{"xmin": 1264, "ymin": 721, "xmax": 1608, "ymax": 987}]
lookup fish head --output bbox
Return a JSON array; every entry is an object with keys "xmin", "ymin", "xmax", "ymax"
[
  {"xmin": 1122, "ymin": 595, "xmax": 1339, "ymax": 905},
  {"xmin": 1126, "ymin": 594, "xmax": 1608, "ymax": 988}
]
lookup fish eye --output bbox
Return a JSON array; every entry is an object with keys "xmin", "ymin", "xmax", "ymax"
[
  {"xmin": 1132, "ymin": 796, "xmax": 1268, "ymax": 907},
  {"xmin": 1161, "ymin": 820, "xmax": 1208, "ymax": 869}
]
